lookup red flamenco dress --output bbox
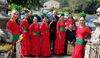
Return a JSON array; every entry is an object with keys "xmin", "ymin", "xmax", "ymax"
[
  {"xmin": 72, "ymin": 26, "xmax": 91, "ymax": 58},
  {"xmin": 40, "ymin": 22, "xmax": 51, "ymax": 56},
  {"xmin": 29, "ymin": 22, "xmax": 40, "ymax": 57},
  {"xmin": 7, "ymin": 20, "xmax": 20, "ymax": 43},
  {"xmin": 65, "ymin": 18, "xmax": 77, "ymax": 30},
  {"xmin": 20, "ymin": 19, "xmax": 31, "ymax": 56},
  {"xmin": 54, "ymin": 20, "xmax": 66, "ymax": 54}
]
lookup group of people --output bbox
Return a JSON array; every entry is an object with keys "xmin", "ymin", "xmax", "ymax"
[{"xmin": 6, "ymin": 9, "xmax": 92, "ymax": 58}]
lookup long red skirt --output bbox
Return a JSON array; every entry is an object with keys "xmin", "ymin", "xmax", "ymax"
[
  {"xmin": 31, "ymin": 35, "xmax": 40, "ymax": 56},
  {"xmin": 41, "ymin": 32, "xmax": 51, "ymax": 56},
  {"xmin": 21, "ymin": 33, "xmax": 31, "ymax": 55},
  {"xmin": 54, "ymin": 30, "xmax": 65, "ymax": 54},
  {"xmin": 72, "ymin": 43, "xmax": 85, "ymax": 58}
]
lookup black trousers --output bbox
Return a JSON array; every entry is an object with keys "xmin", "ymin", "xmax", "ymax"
[
  {"xmin": 64, "ymin": 30, "xmax": 76, "ymax": 55},
  {"xmin": 64, "ymin": 38, "xmax": 68, "ymax": 55},
  {"xmin": 50, "ymin": 31, "xmax": 56, "ymax": 52}
]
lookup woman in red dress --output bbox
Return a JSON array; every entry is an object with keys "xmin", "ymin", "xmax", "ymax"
[
  {"xmin": 72, "ymin": 17, "xmax": 92, "ymax": 58},
  {"xmin": 29, "ymin": 17, "xmax": 40, "ymax": 58},
  {"xmin": 40, "ymin": 16, "xmax": 51, "ymax": 57},
  {"xmin": 7, "ymin": 9, "xmax": 20, "ymax": 43},
  {"xmin": 7, "ymin": 9, "xmax": 21, "ymax": 58},
  {"xmin": 19, "ymin": 13, "xmax": 31, "ymax": 57},
  {"xmin": 65, "ymin": 15, "xmax": 77, "ymax": 30},
  {"xmin": 54, "ymin": 14, "xmax": 66, "ymax": 55}
]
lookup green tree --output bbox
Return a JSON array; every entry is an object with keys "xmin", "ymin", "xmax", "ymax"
[
  {"xmin": 96, "ymin": 0, "xmax": 100, "ymax": 8},
  {"xmin": 8, "ymin": 0, "xmax": 41, "ymax": 10},
  {"xmin": 68, "ymin": 0, "xmax": 98, "ymax": 14}
]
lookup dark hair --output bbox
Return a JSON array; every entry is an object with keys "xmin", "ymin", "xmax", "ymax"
[
  {"xmin": 16, "ymin": 19, "xmax": 20, "ymax": 25},
  {"xmin": 61, "ymin": 13, "xmax": 64, "ymax": 16}
]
